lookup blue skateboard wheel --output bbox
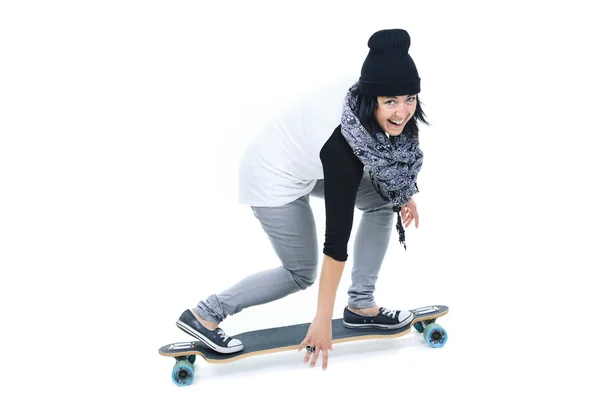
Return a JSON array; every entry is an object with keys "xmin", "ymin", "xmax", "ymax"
[
  {"xmin": 172, "ymin": 360, "xmax": 194, "ymax": 386},
  {"xmin": 414, "ymin": 321, "xmax": 424, "ymax": 333},
  {"xmin": 423, "ymin": 323, "xmax": 447, "ymax": 348}
]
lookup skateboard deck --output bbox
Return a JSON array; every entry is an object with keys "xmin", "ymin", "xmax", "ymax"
[{"xmin": 160, "ymin": 305, "xmax": 448, "ymax": 386}]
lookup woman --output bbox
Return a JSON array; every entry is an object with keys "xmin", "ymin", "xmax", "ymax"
[{"xmin": 175, "ymin": 28, "xmax": 429, "ymax": 371}]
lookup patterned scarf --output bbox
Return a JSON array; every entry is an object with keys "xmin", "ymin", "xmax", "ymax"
[{"xmin": 340, "ymin": 83, "xmax": 424, "ymax": 249}]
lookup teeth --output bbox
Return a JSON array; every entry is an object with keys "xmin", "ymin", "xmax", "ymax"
[{"xmin": 389, "ymin": 119, "xmax": 404, "ymax": 125}]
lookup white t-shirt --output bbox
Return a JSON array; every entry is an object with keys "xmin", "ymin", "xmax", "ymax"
[{"xmin": 238, "ymin": 77, "xmax": 357, "ymax": 207}]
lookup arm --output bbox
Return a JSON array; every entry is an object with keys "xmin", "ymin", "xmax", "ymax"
[
  {"xmin": 299, "ymin": 125, "xmax": 364, "ymax": 369},
  {"xmin": 316, "ymin": 125, "xmax": 364, "ymax": 319},
  {"xmin": 314, "ymin": 255, "xmax": 345, "ymax": 320}
]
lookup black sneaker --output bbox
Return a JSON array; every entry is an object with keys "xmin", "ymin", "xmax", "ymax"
[
  {"xmin": 176, "ymin": 309, "xmax": 243, "ymax": 354},
  {"xmin": 343, "ymin": 306, "xmax": 414, "ymax": 329}
]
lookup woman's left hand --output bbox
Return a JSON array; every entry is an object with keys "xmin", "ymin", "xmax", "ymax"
[{"xmin": 401, "ymin": 198, "xmax": 419, "ymax": 229}]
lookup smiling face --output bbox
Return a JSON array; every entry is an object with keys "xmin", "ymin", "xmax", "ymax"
[{"xmin": 374, "ymin": 94, "xmax": 417, "ymax": 136}]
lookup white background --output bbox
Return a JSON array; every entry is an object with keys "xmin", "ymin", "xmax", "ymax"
[{"xmin": 1, "ymin": 0, "xmax": 599, "ymax": 398}]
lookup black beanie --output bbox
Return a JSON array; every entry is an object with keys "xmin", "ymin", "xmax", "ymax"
[{"xmin": 359, "ymin": 29, "xmax": 421, "ymax": 96}]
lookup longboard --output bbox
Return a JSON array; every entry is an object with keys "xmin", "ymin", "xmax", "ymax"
[{"xmin": 159, "ymin": 305, "xmax": 448, "ymax": 386}]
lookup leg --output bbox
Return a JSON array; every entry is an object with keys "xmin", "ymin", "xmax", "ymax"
[
  {"xmin": 193, "ymin": 194, "xmax": 319, "ymax": 325},
  {"xmin": 340, "ymin": 169, "xmax": 413, "ymax": 329},
  {"xmin": 312, "ymin": 173, "xmax": 413, "ymax": 330},
  {"xmin": 347, "ymin": 169, "xmax": 394, "ymax": 310},
  {"xmin": 310, "ymin": 172, "xmax": 393, "ymax": 310}
]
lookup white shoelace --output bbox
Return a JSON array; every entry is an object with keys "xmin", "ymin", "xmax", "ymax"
[
  {"xmin": 381, "ymin": 307, "xmax": 398, "ymax": 319},
  {"xmin": 216, "ymin": 329, "xmax": 229, "ymax": 341}
]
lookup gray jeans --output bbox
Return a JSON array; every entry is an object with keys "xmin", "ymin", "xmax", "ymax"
[{"xmin": 194, "ymin": 169, "xmax": 394, "ymax": 324}]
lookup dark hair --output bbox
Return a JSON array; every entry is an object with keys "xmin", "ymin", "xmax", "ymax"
[{"xmin": 352, "ymin": 85, "xmax": 429, "ymax": 139}]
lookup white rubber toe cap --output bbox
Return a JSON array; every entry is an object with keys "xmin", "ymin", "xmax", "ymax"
[{"xmin": 398, "ymin": 310, "xmax": 413, "ymax": 324}]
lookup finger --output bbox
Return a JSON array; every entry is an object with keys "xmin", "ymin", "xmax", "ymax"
[
  {"xmin": 304, "ymin": 347, "xmax": 312, "ymax": 364},
  {"xmin": 322, "ymin": 347, "xmax": 329, "ymax": 370},
  {"xmin": 298, "ymin": 336, "xmax": 310, "ymax": 352},
  {"xmin": 310, "ymin": 346, "xmax": 321, "ymax": 368},
  {"xmin": 414, "ymin": 211, "xmax": 419, "ymax": 229}
]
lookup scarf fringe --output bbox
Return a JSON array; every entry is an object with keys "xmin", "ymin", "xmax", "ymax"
[{"xmin": 393, "ymin": 206, "xmax": 407, "ymax": 250}]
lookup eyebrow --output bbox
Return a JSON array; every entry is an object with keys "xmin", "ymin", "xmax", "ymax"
[{"xmin": 384, "ymin": 94, "xmax": 417, "ymax": 99}]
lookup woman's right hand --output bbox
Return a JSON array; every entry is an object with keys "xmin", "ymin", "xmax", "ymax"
[
  {"xmin": 298, "ymin": 315, "xmax": 333, "ymax": 370},
  {"xmin": 401, "ymin": 197, "xmax": 419, "ymax": 229}
]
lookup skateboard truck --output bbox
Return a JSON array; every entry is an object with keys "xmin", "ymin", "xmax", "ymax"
[
  {"xmin": 413, "ymin": 306, "xmax": 439, "ymax": 316},
  {"xmin": 169, "ymin": 342, "xmax": 196, "ymax": 351},
  {"xmin": 412, "ymin": 306, "xmax": 442, "ymax": 335}
]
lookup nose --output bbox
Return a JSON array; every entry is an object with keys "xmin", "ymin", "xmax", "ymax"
[{"xmin": 394, "ymin": 103, "xmax": 409, "ymax": 118}]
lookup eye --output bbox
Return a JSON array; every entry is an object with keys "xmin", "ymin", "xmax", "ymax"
[
  {"xmin": 407, "ymin": 96, "xmax": 416, "ymax": 103},
  {"xmin": 385, "ymin": 99, "xmax": 396, "ymax": 105}
]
